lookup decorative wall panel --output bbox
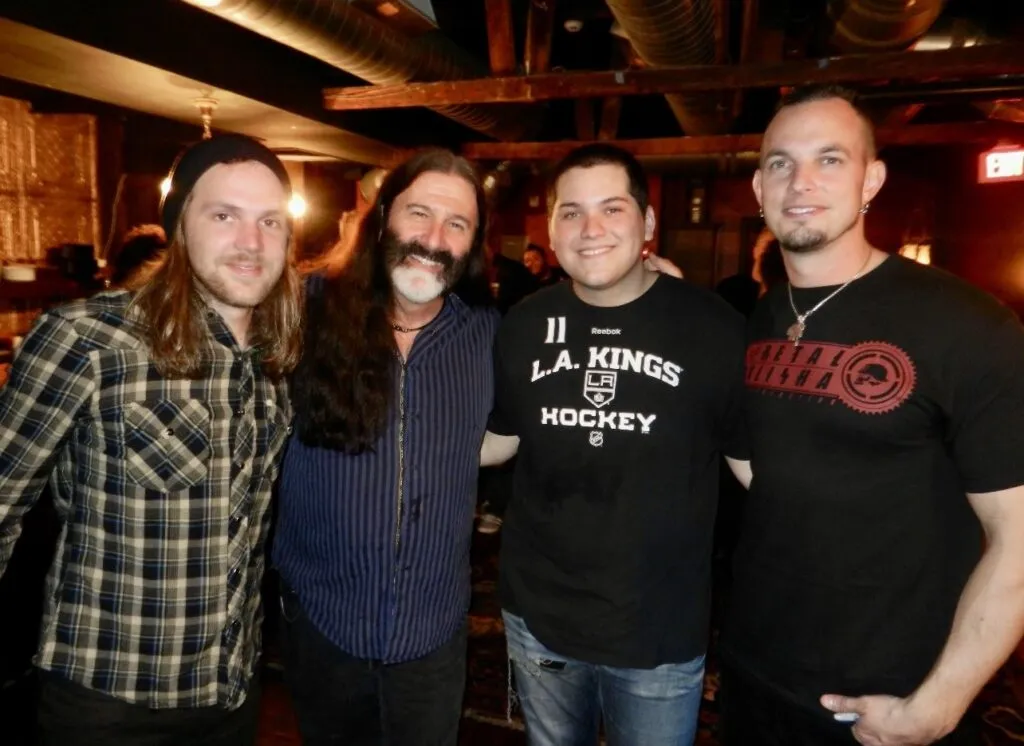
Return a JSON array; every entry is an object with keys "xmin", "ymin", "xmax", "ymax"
[{"xmin": 0, "ymin": 96, "xmax": 98, "ymax": 262}]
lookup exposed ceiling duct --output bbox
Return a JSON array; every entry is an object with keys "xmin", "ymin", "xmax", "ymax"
[
  {"xmin": 827, "ymin": 0, "xmax": 947, "ymax": 52},
  {"xmin": 824, "ymin": 0, "xmax": 947, "ymax": 127},
  {"xmin": 826, "ymin": 4, "xmax": 1024, "ymax": 126},
  {"xmin": 912, "ymin": 17, "xmax": 1024, "ymax": 125},
  {"xmin": 605, "ymin": 0, "xmax": 730, "ymax": 136},
  {"xmin": 181, "ymin": 0, "xmax": 526, "ymax": 142}
]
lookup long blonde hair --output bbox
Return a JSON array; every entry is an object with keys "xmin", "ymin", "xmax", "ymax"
[{"xmin": 128, "ymin": 198, "xmax": 303, "ymax": 381}]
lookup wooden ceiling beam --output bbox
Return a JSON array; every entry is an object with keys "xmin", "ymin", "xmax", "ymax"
[
  {"xmin": 460, "ymin": 121, "xmax": 1024, "ymax": 160},
  {"xmin": 732, "ymin": 0, "xmax": 760, "ymax": 118},
  {"xmin": 597, "ymin": 96, "xmax": 623, "ymax": 141},
  {"xmin": 524, "ymin": 0, "xmax": 556, "ymax": 76},
  {"xmin": 484, "ymin": 0, "xmax": 516, "ymax": 75},
  {"xmin": 324, "ymin": 44, "xmax": 1023, "ymax": 110},
  {"xmin": 881, "ymin": 103, "xmax": 926, "ymax": 127},
  {"xmin": 574, "ymin": 98, "xmax": 596, "ymax": 140},
  {"xmin": 714, "ymin": 0, "xmax": 730, "ymax": 64}
]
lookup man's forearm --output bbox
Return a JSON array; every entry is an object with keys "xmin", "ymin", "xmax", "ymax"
[
  {"xmin": 725, "ymin": 457, "xmax": 752, "ymax": 490},
  {"xmin": 480, "ymin": 431, "xmax": 520, "ymax": 467},
  {"xmin": 909, "ymin": 539, "xmax": 1024, "ymax": 730}
]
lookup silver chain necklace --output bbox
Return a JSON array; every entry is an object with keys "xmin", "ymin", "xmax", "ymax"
[{"xmin": 786, "ymin": 254, "xmax": 873, "ymax": 346}]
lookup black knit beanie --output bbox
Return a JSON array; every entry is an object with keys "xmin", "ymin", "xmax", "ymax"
[{"xmin": 159, "ymin": 134, "xmax": 292, "ymax": 238}]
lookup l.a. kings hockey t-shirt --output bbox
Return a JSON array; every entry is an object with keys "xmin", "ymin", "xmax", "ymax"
[{"xmin": 490, "ymin": 276, "xmax": 747, "ymax": 668}]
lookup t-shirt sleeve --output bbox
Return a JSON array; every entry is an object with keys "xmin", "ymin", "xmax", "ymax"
[
  {"xmin": 719, "ymin": 311, "xmax": 750, "ymax": 460},
  {"xmin": 948, "ymin": 314, "xmax": 1024, "ymax": 494},
  {"xmin": 487, "ymin": 323, "xmax": 518, "ymax": 436}
]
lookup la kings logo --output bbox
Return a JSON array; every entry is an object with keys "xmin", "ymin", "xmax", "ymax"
[{"xmin": 583, "ymin": 370, "xmax": 617, "ymax": 408}]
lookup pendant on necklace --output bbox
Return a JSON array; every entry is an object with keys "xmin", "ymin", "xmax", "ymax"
[{"xmin": 786, "ymin": 321, "xmax": 805, "ymax": 346}]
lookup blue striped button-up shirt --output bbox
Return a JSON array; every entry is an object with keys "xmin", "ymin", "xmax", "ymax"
[{"xmin": 273, "ymin": 294, "xmax": 498, "ymax": 662}]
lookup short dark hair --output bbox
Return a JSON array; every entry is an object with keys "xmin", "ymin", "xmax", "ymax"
[
  {"xmin": 523, "ymin": 243, "xmax": 545, "ymax": 257},
  {"xmin": 110, "ymin": 223, "xmax": 166, "ymax": 286},
  {"xmin": 547, "ymin": 144, "xmax": 649, "ymax": 214},
  {"xmin": 774, "ymin": 85, "xmax": 876, "ymax": 160}
]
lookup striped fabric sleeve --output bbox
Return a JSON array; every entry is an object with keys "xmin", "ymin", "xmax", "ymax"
[{"xmin": 0, "ymin": 312, "xmax": 94, "ymax": 572}]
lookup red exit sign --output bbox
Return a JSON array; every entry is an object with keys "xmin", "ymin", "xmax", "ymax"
[{"xmin": 979, "ymin": 148, "xmax": 1024, "ymax": 183}]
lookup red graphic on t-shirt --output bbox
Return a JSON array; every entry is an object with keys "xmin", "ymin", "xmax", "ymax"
[{"xmin": 746, "ymin": 340, "xmax": 916, "ymax": 414}]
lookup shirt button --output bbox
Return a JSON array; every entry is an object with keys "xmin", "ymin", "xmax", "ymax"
[
  {"xmin": 228, "ymin": 568, "xmax": 241, "ymax": 582},
  {"xmin": 164, "ymin": 428, "xmax": 174, "ymax": 437}
]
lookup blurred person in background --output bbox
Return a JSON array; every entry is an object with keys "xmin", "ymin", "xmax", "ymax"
[{"xmin": 108, "ymin": 223, "xmax": 167, "ymax": 287}]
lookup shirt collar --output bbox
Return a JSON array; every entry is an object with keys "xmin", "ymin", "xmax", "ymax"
[{"xmin": 203, "ymin": 305, "xmax": 250, "ymax": 355}]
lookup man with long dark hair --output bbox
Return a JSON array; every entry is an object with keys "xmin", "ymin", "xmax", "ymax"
[
  {"xmin": 0, "ymin": 134, "xmax": 301, "ymax": 745},
  {"xmin": 275, "ymin": 149, "xmax": 498, "ymax": 745}
]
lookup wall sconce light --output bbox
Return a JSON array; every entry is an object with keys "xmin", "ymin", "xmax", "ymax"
[
  {"xmin": 899, "ymin": 242, "xmax": 931, "ymax": 265},
  {"xmin": 288, "ymin": 194, "xmax": 308, "ymax": 219}
]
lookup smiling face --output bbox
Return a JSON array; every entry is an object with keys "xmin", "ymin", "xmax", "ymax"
[
  {"xmin": 549, "ymin": 163, "xmax": 655, "ymax": 300},
  {"xmin": 182, "ymin": 160, "xmax": 289, "ymax": 317},
  {"xmin": 753, "ymin": 97, "xmax": 885, "ymax": 255},
  {"xmin": 386, "ymin": 170, "xmax": 478, "ymax": 306},
  {"xmin": 522, "ymin": 247, "xmax": 546, "ymax": 276}
]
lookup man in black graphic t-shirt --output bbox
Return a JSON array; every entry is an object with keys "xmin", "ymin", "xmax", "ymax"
[
  {"xmin": 720, "ymin": 85, "xmax": 1024, "ymax": 746},
  {"xmin": 482, "ymin": 144, "xmax": 750, "ymax": 746}
]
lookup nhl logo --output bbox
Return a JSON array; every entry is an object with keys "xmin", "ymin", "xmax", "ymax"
[
  {"xmin": 589, "ymin": 431, "xmax": 604, "ymax": 447},
  {"xmin": 583, "ymin": 370, "xmax": 617, "ymax": 408}
]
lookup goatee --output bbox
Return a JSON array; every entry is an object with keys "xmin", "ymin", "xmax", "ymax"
[
  {"xmin": 778, "ymin": 212, "xmax": 860, "ymax": 255},
  {"xmin": 779, "ymin": 227, "xmax": 828, "ymax": 254}
]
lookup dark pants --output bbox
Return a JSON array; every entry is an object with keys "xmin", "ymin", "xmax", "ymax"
[
  {"xmin": 719, "ymin": 664, "xmax": 981, "ymax": 746},
  {"xmin": 280, "ymin": 586, "xmax": 467, "ymax": 746},
  {"xmin": 36, "ymin": 669, "xmax": 261, "ymax": 746}
]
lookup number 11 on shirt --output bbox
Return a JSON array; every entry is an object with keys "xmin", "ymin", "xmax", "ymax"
[{"xmin": 545, "ymin": 317, "xmax": 566, "ymax": 344}]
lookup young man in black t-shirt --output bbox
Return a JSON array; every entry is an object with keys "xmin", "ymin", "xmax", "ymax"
[
  {"xmin": 720, "ymin": 85, "xmax": 1024, "ymax": 746},
  {"xmin": 481, "ymin": 144, "xmax": 751, "ymax": 746}
]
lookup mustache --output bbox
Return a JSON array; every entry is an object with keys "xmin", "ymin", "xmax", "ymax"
[
  {"xmin": 380, "ymin": 230, "xmax": 454, "ymax": 271},
  {"xmin": 223, "ymin": 252, "xmax": 262, "ymax": 265},
  {"xmin": 403, "ymin": 242, "xmax": 456, "ymax": 271}
]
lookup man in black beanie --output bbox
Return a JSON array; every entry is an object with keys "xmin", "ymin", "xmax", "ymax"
[{"xmin": 0, "ymin": 133, "xmax": 302, "ymax": 745}]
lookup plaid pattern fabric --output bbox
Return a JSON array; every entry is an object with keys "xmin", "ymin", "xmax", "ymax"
[{"xmin": 0, "ymin": 290, "xmax": 292, "ymax": 709}]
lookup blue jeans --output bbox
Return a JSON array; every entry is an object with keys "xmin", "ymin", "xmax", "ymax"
[{"xmin": 503, "ymin": 611, "xmax": 705, "ymax": 746}]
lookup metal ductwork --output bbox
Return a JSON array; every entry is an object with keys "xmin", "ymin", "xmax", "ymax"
[
  {"xmin": 827, "ymin": 0, "xmax": 947, "ymax": 52},
  {"xmin": 605, "ymin": 0, "xmax": 729, "ymax": 136},
  {"xmin": 911, "ymin": 17, "xmax": 1024, "ymax": 126},
  {"xmin": 826, "ymin": 6, "xmax": 1024, "ymax": 126},
  {"xmin": 181, "ymin": 0, "xmax": 526, "ymax": 141}
]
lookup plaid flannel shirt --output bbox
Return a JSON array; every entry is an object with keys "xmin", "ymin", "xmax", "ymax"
[{"xmin": 0, "ymin": 290, "xmax": 292, "ymax": 709}]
